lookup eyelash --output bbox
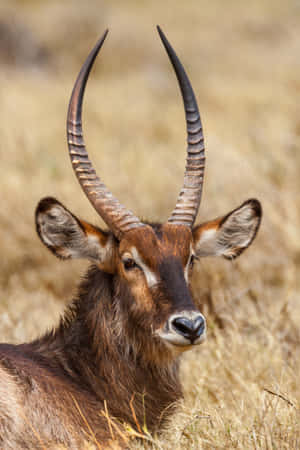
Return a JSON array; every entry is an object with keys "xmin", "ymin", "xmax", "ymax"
[{"xmin": 189, "ymin": 254, "xmax": 198, "ymax": 267}]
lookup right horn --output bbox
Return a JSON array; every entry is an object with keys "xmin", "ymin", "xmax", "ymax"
[
  {"xmin": 157, "ymin": 26, "xmax": 205, "ymax": 228},
  {"xmin": 67, "ymin": 30, "xmax": 144, "ymax": 240}
]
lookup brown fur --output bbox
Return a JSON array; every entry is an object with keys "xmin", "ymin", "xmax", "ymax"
[{"xmin": 0, "ymin": 224, "xmax": 195, "ymax": 448}]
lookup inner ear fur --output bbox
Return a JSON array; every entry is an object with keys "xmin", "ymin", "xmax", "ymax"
[
  {"xmin": 35, "ymin": 197, "xmax": 116, "ymax": 272},
  {"xmin": 193, "ymin": 199, "xmax": 262, "ymax": 259}
]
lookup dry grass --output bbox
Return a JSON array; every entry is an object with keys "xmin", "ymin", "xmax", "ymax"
[{"xmin": 1, "ymin": 0, "xmax": 300, "ymax": 448}]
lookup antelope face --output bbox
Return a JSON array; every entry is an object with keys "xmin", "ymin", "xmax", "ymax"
[
  {"xmin": 36, "ymin": 27, "xmax": 262, "ymax": 356},
  {"xmin": 118, "ymin": 224, "xmax": 205, "ymax": 348}
]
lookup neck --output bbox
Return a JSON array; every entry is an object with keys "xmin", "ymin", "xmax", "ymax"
[{"xmin": 29, "ymin": 265, "xmax": 182, "ymax": 430}]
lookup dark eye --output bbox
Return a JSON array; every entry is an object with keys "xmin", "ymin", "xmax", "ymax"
[{"xmin": 123, "ymin": 258, "xmax": 137, "ymax": 271}]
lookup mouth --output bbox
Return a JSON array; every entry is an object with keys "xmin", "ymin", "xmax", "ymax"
[{"xmin": 157, "ymin": 329, "xmax": 206, "ymax": 348}]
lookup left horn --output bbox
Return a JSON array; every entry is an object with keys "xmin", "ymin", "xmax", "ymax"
[
  {"xmin": 67, "ymin": 30, "xmax": 144, "ymax": 239},
  {"xmin": 157, "ymin": 26, "xmax": 205, "ymax": 227}
]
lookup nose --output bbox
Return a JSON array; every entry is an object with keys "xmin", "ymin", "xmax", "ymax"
[{"xmin": 171, "ymin": 314, "xmax": 205, "ymax": 343}]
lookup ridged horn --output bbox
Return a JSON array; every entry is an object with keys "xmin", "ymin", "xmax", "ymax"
[
  {"xmin": 67, "ymin": 30, "xmax": 144, "ymax": 240},
  {"xmin": 157, "ymin": 26, "xmax": 205, "ymax": 227}
]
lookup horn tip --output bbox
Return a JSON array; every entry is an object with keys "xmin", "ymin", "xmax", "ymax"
[
  {"xmin": 98, "ymin": 29, "xmax": 109, "ymax": 46},
  {"xmin": 156, "ymin": 25, "xmax": 165, "ymax": 39},
  {"xmin": 156, "ymin": 25, "xmax": 171, "ymax": 53},
  {"xmin": 93, "ymin": 29, "xmax": 109, "ymax": 53}
]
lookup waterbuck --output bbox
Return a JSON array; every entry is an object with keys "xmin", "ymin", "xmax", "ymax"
[{"xmin": 0, "ymin": 27, "xmax": 262, "ymax": 448}]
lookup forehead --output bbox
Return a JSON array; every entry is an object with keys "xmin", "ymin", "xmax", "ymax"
[{"xmin": 119, "ymin": 224, "xmax": 192, "ymax": 265}]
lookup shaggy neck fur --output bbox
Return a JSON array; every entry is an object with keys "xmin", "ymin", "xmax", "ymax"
[{"xmin": 27, "ymin": 265, "xmax": 182, "ymax": 434}]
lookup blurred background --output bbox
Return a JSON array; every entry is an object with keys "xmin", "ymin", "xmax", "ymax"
[{"xmin": 0, "ymin": 0, "xmax": 300, "ymax": 448}]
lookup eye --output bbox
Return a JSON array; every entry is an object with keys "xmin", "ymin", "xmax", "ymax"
[{"xmin": 123, "ymin": 257, "xmax": 138, "ymax": 271}]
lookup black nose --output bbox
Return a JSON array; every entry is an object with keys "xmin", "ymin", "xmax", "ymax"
[{"xmin": 171, "ymin": 315, "xmax": 205, "ymax": 342}]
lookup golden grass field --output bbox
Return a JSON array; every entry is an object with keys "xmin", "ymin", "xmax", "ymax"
[{"xmin": 1, "ymin": 0, "xmax": 300, "ymax": 448}]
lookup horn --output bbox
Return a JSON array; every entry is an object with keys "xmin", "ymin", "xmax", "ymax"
[
  {"xmin": 67, "ymin": 30, "xmax": 144, "ymax": 240},
  {"xmin": 157, "ymin": 26, "xmax": 205, "ymax": 227}
]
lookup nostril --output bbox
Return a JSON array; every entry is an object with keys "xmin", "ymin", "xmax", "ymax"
[
  {"xmin": 193, "ymin": 316, "xmax": 205, "ymax": 337},
  {"xmin": 171, "ymin": 315, "xmax": 205, "ymax": 341},
  {"xmin": 172, "ymin": 317, "xmax": 194, "ymax": 336}
]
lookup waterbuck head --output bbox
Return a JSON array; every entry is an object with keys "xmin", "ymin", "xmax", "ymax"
[{"xmin": 35, "ymin": 27, "xmax": 262, "ymax": 360}]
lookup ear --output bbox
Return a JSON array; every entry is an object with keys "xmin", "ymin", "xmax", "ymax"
[
  {"xmin": 193, "ymin": 199, "xmax": 262, "ymax": 259},
  {"xmin": 35, "ymin": 197, "xmax": 116, "ymax": 272}
]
